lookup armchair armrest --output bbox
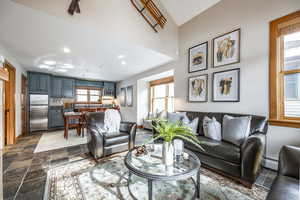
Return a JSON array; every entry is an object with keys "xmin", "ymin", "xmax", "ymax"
[
  {"xmin": 241, "ymin": 132, "xmax": 265, "ymax": 184},
  {"xmin": 120, "ymin": 121, "xmax": 137, "ymax": 149},
  {"xmin": 279, "ymin": 145, "xmax": 300, "ymax": 179},
  {"xmin": 86, "ymin": 127, "xmax": 104, "ymax": 159}
]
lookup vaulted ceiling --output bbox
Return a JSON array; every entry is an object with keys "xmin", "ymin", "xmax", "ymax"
[{"xmin": 0, "ymin": 0, "xmax": 220, "ymax": 81}]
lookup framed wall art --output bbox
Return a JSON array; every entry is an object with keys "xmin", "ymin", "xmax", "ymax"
[
  {"xmin": 120, "ymin": 87, "xmax": 126, "ymax": 107},
  {"xmin": 188, "ymin": 74, "xmax": 208, "ymax": 102},
  {"xmin": 212, "ymin": 68, "xmax": 240, "ymax": 102},
  {"xmin": 188, "ymin": 42, "xmax": 208, "ymax": 73},
  {"xmin": 213, "ymin": 29, "xmax": 241, "ymax": 68},
  {"xmin": 126, "ymin": 85, "xmax": 133, "ymax": 107}
]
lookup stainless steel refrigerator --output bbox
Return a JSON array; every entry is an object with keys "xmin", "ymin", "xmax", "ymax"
[{"xmin": 30, "ymin": 94, "xmax": 48, "ymax": 132}]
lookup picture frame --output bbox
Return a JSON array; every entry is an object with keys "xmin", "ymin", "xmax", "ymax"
[
  {"xmin": 212, "ymin": 68, "xmax": 240, "ymax": 102},
  {"xmin": 126, "ymin": 85, "xmax": 133, "ymax": 107},
  {"xmin": 120, "ymin": 87, "xmax": 126, "ymax": 107},
  {"xmin": 188, "ymin": 74, "xmax": 208, "ymax": 102},
  {"xmin": 188, "ymin": 41, "xmax": 208, "ymax": 73},
  {"xmin": 213, "ymin": 29, "xmax": 241, "ymax": 68}
]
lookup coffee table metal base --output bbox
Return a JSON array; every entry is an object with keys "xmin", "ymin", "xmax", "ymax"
[{"xmin": 127, "ymin": 170, "xmax": 201, "ymax": 200}]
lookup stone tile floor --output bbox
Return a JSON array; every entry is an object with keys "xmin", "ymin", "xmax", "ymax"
[
  {"xmin": 2, "ymin": 129, "xmax": 276, "ymax": 200},
  {"xmin": 3, "ymin": 133, "xmax": 91, "ymax": 200}
]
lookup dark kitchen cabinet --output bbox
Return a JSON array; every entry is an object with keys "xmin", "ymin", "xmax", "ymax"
[
  {"xmin": 50, "ymin": 76, "xmax": 75, "ymax": 98},
  {"xmin": 51, "ymin": 77, "xmax": 63, "ymax": 97},
  {"xmin": 75, "ymin": 79, "xmax": 103, "ymax": 88},
  {"xmin": 62, "ymin": 78, "xmax": 75, "ymax": 98},
  {"xmin": 28, "ymin": 72, "xmax": 50, "ymax": 94},
  {"xmin": 49, "ymin": 109, "xmax": 64, "ymax": 128}
]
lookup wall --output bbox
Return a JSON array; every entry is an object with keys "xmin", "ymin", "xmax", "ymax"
[
  {"xmin": 0, "ymin": 44, "xmax": 26, "ymax": 142},
  {"xmin": 119, "ymin": 0, "xmax": 300, "ymax": 169},
  {"xmin": 175, "ymin": 0, "xmax": 300, "ymax": 169},
  {"xmin": 117, "ymin": 62, "xmax": 175, "ymax": 124}
]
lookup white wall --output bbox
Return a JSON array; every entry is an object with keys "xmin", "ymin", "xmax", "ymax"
[
  {"xmin": 118, "ymin": 62, "xmax": 175, "ymax": 124},
  {"xmin": 0, "ymin": 44, "xmax": 26, "ymax": 141},
  {"xmin": 175, "ymin": 0, "xmax": 300, "ymax": 169}
]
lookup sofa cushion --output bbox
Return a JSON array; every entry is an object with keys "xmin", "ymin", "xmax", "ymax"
[
  {"xmin": 266, "ymin": 175, "xmax": 299, "ymax": 200},
  {"xmin": 188, "ymin": 136, "xmax": 241, "ymax": 164},
  {"xmin": 222, "ymin": 115, "xmax": 252, "ymax": 146},
  {"xmin": 104, "ymin": 132, "xmax": 129, "ymax": 147},
  {"xmin": 157, "ymin": 110, "xmax": 168, "ymax": 119},
  {"xmin": 182, "ymin": 117, "xmax": 199, "ymax": 134},
  {"xmin": 203, "ymin": 116, "xmax": 222, "ymax": 141},
  {"xmin": 168, "ymin": 112, "xmax": 186, "ymax": 124}
]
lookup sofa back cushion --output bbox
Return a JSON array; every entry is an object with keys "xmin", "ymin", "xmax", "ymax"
[
  {"xmin": 183, "ymin": 111, "xmax": 268, "ymax": 136},
  {"xmin": 203, "ymin": 116, "xmax": 222, "ymax": 141},
  {"xmin": 182, "ymin": 117, "xmax": 199, "ymax": 134},
  {"xmin": 222, "ymin": 115, "xmax": 252, "ymax": 146}
]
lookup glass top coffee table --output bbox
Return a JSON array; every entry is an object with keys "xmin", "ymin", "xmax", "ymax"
[{"xmin": 124, "ymin": 144, "xmax": 201, "ymax": 200}]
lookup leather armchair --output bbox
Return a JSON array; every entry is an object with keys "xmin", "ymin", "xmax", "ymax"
[
  {"xmin": 86, "ymin": 112, "xmax": 137, "ymax": 159},
  {"xmin": 266, "ymin": 145, "xmax": 300, "ymax": 200}
]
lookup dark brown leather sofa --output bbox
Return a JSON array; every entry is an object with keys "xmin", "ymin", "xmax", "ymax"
[
  {"xmin": 86, "ymin": 112, "xmax": 137, "ymax": 159},
  {"xmin": 266, "ymin": 145, "xmax": 300, "ymax": 200},
  {"xmin": 177, "ymin": 111, "xmax": 268, "ymax": 188}
]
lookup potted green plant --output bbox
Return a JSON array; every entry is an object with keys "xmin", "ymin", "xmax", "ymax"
[{"xmin": 149, "ymin": 119, "xmax": 204, "ymax": 166}]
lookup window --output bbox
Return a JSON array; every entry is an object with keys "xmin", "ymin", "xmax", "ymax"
[
  {"xmin": 75, "ymin": 87, "xmax": 102, "ymax": 103},
  {"xmin": 269, "ymin": 10, "xmax": 300, "ymax": 128},
  {"xmin": 150, "ymin": 77, "xmax": 174, "ymax": 113}
]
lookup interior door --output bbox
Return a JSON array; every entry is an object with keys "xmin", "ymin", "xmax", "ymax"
[
  {"xmin": 4, "ymin": 61, "xmax": 16, "ymax": 145},
  {"xmin": 21, "ymin": 75, "xmax": 28, "ymax": 136}
]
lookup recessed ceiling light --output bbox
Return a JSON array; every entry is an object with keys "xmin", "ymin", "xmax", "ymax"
[
  {"xmin": 38, "ymin": 64, "xmax": 50, "ymax": 69},
  {"xmin": 44, "ymin": 60, "xmax": 56, "ymax": 65},
  {"xmin": 118, "ymin": 55, "xmax": 125, "ymax": 59},
  {"xmin": 61, "ymin": 64, "xmax": 74, "ymax": 69},
  {"xmin": 55, "ymin": 69, "xmax": 68, "ymax": 73},
  {"xmin": 63, "ymin": 47, "xmax": 71, "ymax": 53},
  {"xmin": 121, "ymin": 61, "xmax": 126, "ymax": 65}
]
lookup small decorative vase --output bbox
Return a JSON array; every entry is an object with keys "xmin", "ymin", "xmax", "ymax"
[{"xmin": 162, "ymin": 141, "xmax": 174, "ymax": 166}]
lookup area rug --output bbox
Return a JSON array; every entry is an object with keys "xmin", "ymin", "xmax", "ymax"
[
  {"xmin": 44, "ymin": 154, "xmax": 268, "ymax": 200},
  {"xmin": 34, "ymin": 130, "xmax": 87, "ymax": 153}
]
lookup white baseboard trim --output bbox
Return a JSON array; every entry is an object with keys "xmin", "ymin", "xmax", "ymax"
[{"xmin": 264, "ymin": 157, "xmax": 278, "ymax": 171}]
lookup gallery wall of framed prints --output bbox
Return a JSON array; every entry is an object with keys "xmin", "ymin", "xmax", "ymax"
[{"xmin": 187, "ymin": 28, "xmax": 241, "ymax": 103}]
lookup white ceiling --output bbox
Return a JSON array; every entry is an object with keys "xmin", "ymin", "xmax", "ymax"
[
  {"xmin": 0, "ymin": 1, "xmax": 173, "ymax": 81},
  {"xmin": 160, "ymin": 0, "xmax": 221, "ymax": 26}
]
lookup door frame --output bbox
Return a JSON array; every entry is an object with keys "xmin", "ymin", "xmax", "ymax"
[
  {"xmin": 21, "ymin": 74, "xmax": 28, "ymax": 136},
  {"xmin": 4, "ymin": 61, "xmax": 16, "ymax": 145}
]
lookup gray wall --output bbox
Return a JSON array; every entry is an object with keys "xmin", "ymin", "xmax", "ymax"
[
  {"xmin": 175, "ymin": 0, "xmax": 300, "ymax": 169},
  {"xmin": 118, "ymin": 62, "xmax": 175, "ymax": 124},
  {"xmin": 119, "ymin": 0, "xmax": 300, "ymax": 169}
]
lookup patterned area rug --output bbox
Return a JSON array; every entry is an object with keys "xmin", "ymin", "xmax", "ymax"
[{"xmin": 44, "ymin": 154, "xmax": 268, "ymax": 200}]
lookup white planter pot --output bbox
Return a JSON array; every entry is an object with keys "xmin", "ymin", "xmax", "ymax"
[{"xmin": 162, "ymin": 142, "xmax": 174, "ymax": 166}]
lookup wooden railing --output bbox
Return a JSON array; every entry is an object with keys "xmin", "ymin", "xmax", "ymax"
[{"xmin": 131, "ymin": 0, "xmax": 167, "ymax": 32}]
